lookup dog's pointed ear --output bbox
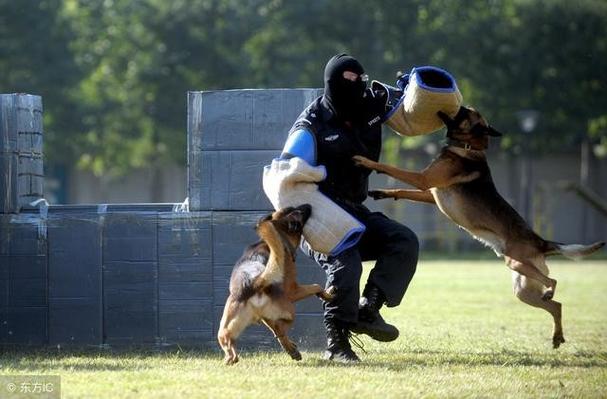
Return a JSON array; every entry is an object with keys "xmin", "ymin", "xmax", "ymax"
[
  {"xmin": 487, "ymin": 125, "xmax": 503, "ymax": 137},
  {"xmin": 437, "ymin": 111, "xmax": 454, "ymax": 128}
]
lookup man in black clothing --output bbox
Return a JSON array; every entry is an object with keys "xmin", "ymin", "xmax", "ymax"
[{"xmin": 280, "ymin": 54, "xmax": 419, "ymax": 363}]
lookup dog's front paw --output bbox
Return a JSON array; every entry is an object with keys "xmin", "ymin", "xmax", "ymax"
[
  {"xmin": 286, "ymin": 342, "xmax": 302, "ymax": 361},
  {"xmin": 289, "ymin": 348, "xmax": 302, "ymax": 361},
  {"xmin": 552, "ymin": 333, "xmax": 566, "ymax": 349},
  {"xmin": 224, "ymin": 355, "xmax": 239, "ymax": 365},
  {"xmin": 325, "ymin": 285, "xmax": 337, "ymax": 301},
  {"xmin": 317, "ymin": 285, "xmax": 336, "ymax": 301},
  {"xmin": 352, "ymin": 155, "xmax": 374, "ymax": 169},
  {"xmin": 368, "ymin": 190, "xmax": 392, "ymax": 200}
]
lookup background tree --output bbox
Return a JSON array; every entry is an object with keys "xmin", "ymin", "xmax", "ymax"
[{"xmin": 1, "ymin": 0, "xmax": 605, "ymax": 196}]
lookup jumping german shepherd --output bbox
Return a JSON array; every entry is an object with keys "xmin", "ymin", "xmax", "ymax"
[
  {"xmin": 353, "ymin": 106, "xmax": 605, "ymax": 348},
  {"xmin": 217, "ymin": 204, "xmax": 335, "ymax": 364}
]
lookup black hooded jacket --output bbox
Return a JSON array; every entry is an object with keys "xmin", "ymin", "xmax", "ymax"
[{"xmin": 288, "ymin": 55, "xmax": 402, "ymax": 204}]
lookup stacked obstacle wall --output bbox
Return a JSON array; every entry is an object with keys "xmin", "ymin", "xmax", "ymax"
[{"xmin": 0, "ymin": 89, "xmax": 327, "ymax": 349}]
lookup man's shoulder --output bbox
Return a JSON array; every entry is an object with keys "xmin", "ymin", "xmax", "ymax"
[{"xmin": 290, "ymin": 96, "xmax": 330, "ymax": 134}]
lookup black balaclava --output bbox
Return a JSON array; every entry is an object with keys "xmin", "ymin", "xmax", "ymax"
[{"xmin": 323, "ymin": 53, "xmax": 367, "ymax": 123}]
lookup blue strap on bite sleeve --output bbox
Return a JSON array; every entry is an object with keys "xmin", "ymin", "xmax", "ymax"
[
  {"xmin": 396, "ymin": 73, "xmax": 410, "ymax": 90},
  {"xmin": 280, "ymin": 128, "xmax": 316, "ymax": 165}
]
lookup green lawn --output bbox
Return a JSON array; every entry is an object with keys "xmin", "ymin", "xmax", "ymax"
[{"xmin": 2, "ymin": 260, "xmax": 606, "ymax": 398}]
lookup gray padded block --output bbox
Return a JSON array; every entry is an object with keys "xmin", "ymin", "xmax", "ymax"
[
  {"xmin": 103, "ymin": 212, "xmax": 158, "ymax": 261},
  {"xmin": 8, "ymin": 255, "xmax": 47, "ymax": 307},
  {"xmin": 47, "ymin": 210, "xmax": 102, "ymax": 345},
  {"xmin": 0, "ymin": 217, "xmax": 10, "ymax": 255},
  {"xmin": 0, "ymin": 220, "xmax": 8, "ymax": 311},
  {"xmin": 0, "ymin": 153, "xmax": 18, "ymax": 213},
  {"xmin": 0, "ymin": 94, "xmax": 41, "ymax": 152},
  {"xmin": 159, "ymin": 299, "xmax": 213, "ymax": 342},
  {"xmin": 159, "ymin": 281, "xmax": 212, "ymax": 300},
  {"xmin": 9, "ymin": 254, "xmax": 46, "ymax": 279},
  {"xmin": 211, "ymin": 211, "xmax": 268, "ymax": 264},
  {"xmin": 103, "ymin": 260, "xmax": 158, "ymax": 343},
  {"xmin": 159, "ymin": 260, "xmax": 211, "ymax": 285},
  {"xmin": 188, "ymin": 89, "xmax": 322, "ymax": 152},
  {"xmin": 18, "ymin": 153, "xmax": 43, "ymax": 175},
  {"xmin": 0, "ymin": 307, "xmax": 47, "ymax": 344},
  {"xmin": 103, "ymin": 204, "xmax": 175, "ymax": 212},
  {"xmin": 0, "ymin": 255, "xmax": 7, "ymax": 278},
  {"xmin": 0, "ymin": 97, "xmax": 17, "ymax": 152},
  {"xmin": 14, "ymin": 95, "xmax": 43, "ymax": 134},
  {"xmin": 2, "ymin": 213, "xmax": 47, "ymax": 256},
  {"xmin": 0, "ymin": 276, "xmax": 7, "ymax": 308},
  {"xmin": 103, "ymin": 310, "xmax": 157, "ymax": 345},
  {"xmin": 9, "ymin": 277, "xmax": 46, "ymax": 307},
  {"xmin": 0, "ymin": 94, "xmax": 43, "ymax": 213},
  {"xmin": 0, "ymin": 213, "xmax": 48, "ymax": 312},
  {"xmin": 157, "ymin": 208, "xmax": 214, "ymax": 347},
  {"xmin": 18, "ymin": 131, "xmax": 43, "ymax": 155},
  {"xmin": 157, "ymin": 211, "xmax": 212, "ymax": 263},
  {"xmin": 189, "ymin": 149, "xmax": 275, "ymax": 211},
  {"xmin": 0, "ymin": 216, "xmax": 9, "ymax": 254},
  {"xmin": 18, "ymin": 174, "xmax": 44, "ymax": 204},
  {"xmin": 48, "ymin": 212, "xmax": 102, "ymax": 298},
  {"xmin": 157, "ymin": 211, "xmax": 214, "ymax": 343},
  {"xmin": 49, "ymin": 298, "xmax": 101, "ymax": 345},
  {"xmin": 103, "ymin": 211, "xmax": 159, "ymax": 343}
]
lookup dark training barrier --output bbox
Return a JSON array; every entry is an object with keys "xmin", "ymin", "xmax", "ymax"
[{"xmin": 0, "ymin": 90, "xmax": 327, "ymax": 349}]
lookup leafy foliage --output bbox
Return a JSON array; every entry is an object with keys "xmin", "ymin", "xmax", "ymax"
[{"xmin": 1, "ymin": 0, "xmax": 606, "ymax": 177}]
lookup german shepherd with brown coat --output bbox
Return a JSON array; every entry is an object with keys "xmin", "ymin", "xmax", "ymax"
[
  {"xmin": 353, "ymin": 106, "xmax": 605, "ymax": 348},
  {"xmin": 218, "ymin": 204, "xmax": 335, "ymax": 364}
]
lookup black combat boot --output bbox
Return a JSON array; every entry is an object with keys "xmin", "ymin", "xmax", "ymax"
[
  {"xmin": 350, "ymin": 284, "xmax": 399, "ymax": 342},
  {"xmin": 323, "ymin": 319, "xmax": 361, "ymax": 363}
]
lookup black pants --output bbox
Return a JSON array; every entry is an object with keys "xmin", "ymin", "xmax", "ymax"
[{"xmin": 303, "ymin": 202, "xmax": 419, "ymax": 325}]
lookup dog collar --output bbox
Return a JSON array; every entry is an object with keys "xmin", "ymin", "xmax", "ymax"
[{"xmin": 446, "ymin": 138, "xmax": 482, "ymax": 151}]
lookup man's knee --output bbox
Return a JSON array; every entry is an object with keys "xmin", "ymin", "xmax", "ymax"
[{"xmin": 391, "ymin": 225, "xmax": 419, "ymax": 256}]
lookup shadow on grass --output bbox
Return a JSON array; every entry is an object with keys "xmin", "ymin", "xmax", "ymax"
[
  {"xmin": 2, "ymin": 347, "xmax": 605, "ymax": 372},
  {"xmin": 300, "ymin": 348, "xmax": 607, "ymax": 370},
  {"xmin": 0, "ymin": 347, "xmax": 220, "ymax": 372}
]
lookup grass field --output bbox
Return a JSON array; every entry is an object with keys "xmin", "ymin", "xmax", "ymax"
[{"xmin": 2, "ymin": 259, "xmax": 606, "ymax": 398}]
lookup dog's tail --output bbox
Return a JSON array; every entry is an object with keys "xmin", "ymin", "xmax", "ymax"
[
  {"xmin": 253, "ymin": 220, "xmax": 289, "ymax": 288},
  {"xmin": 545, "ymin": 240, "xmax": 605, "ymax": 260}
]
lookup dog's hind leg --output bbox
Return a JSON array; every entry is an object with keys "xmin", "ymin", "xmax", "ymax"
[
  {"xmin": 275, "ymin": 319, "xmax": 302, "ymax": 361},
  {"xmin": 505, "ymin": 255, "xmax": 557, "ymax": 300},
  {"xmin": 512, "ymin": 273, "xmax": 565, "ymax": 348},
  {"xmin": 218, "ymin": 300, "xmax": 255, "ymax": 365},
  {"xmin": 262, "ymin": 316, "xmax": 302, "ymax": 361}
]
